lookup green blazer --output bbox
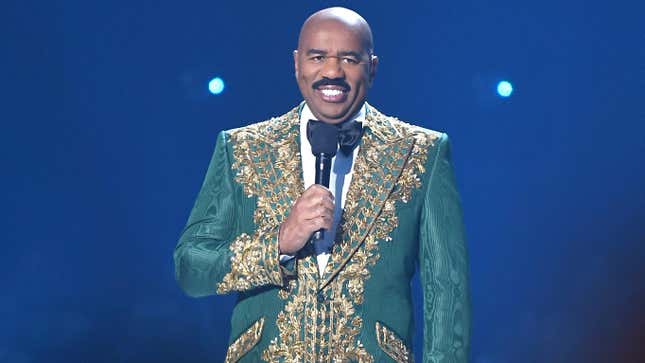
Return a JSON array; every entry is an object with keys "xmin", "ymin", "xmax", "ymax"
[{"xmin": 174, "ymin": 104, "xmax": 470, "ymax": 362}]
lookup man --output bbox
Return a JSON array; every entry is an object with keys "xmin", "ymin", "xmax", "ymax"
[{"xmin": 174, "ymin": 7, "xmax": 470, "ymax": 363}]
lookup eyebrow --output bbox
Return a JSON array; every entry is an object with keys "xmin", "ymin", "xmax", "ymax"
[
  {"xmin": 305, "ymin": 49, "xmax": 364, "ymax": 58},
  {"xmin": 337, "ymin": 50, "xmax": 362, "ymax": 59},
  {"xmin": 306, "ymin": 49, "xmax": 328, "ymax": 56}
]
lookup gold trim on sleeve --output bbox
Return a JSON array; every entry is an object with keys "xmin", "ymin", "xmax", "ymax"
[{"xmin": 216, "ymin": 225, "xmax": 282, "ymax": 294}]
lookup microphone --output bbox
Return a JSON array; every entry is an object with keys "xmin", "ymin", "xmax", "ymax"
[{"xmin": 307, "ymin": 120, "xmax": 339, "ymax": 241}]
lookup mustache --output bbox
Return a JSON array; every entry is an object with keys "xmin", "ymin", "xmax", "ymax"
[{"xmin": 312, "ymin": 78, "xmax": 351, "ymax": 91}]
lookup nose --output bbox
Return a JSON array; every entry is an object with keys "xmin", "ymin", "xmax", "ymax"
[{"xmin": 320, "ymin": 56, "xmax": 345, "ymax": 79}]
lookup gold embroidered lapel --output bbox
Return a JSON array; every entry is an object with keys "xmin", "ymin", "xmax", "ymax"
[
  {"xmin": 319, "ymin": 107, "xmax": 416, "ymax": 289},
  {"xmin": 230, "ymin": 107, "xmax": 303, "ymax": 227},
  {"xmin": 229, "ymin": 106, "xmax": 322, "ymax": 282},
  {"xmin": 217, "ymin": 107, "xmax": 309, "ymax": 294}
]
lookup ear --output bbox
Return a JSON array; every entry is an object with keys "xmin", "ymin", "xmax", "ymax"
[
  {"xmin": 368, "ymin": 55, "xmax": 379, "ymax": 85},
  {"xmin": 293, "ymin": 50, "xmax": 299, "ymax": 78}
]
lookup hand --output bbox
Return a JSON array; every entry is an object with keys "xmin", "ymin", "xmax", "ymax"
[{"xmin": 279, "ymin": 185, "xmax": 335, "ymax": 255}]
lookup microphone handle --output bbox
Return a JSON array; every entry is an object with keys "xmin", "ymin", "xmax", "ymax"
[{"xmin": 313, "ymin": 153, "xmax": 333, "ymax": 241}]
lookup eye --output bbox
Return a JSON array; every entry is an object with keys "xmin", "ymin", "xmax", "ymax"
[
  {"xmin": 309, "ymin": 55, "xmax": 326, "ymax": 63},
  {"xmin": 341, "ymin": 57, "xmax": 359, "ymax": 65}
]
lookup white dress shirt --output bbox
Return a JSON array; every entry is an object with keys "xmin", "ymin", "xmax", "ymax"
[{"xmin": 287, "ymin": 103, "xmax": 364, "ymax": 277}]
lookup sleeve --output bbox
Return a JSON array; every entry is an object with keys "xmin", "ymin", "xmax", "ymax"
[
  {"xmin": 419, "ymin": 133, "xmax": 471, "ymax": 362},
  {"xmin": 173, "ymin": 131, "xmax": 285, "ymax": 297}
]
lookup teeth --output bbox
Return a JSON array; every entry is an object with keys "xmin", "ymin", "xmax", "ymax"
[{"xmin": 321, "ymin": 89, "xmax": 343, "ymax": 96}]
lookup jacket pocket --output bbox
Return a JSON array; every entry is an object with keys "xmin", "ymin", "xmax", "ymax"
[
  {"xmin": 375, "ymin": 321, "xmax": 412, "ymax": 363},
  {"xmin": 224, "ymin": 317, "xmax": 265, "ymax": 363}
]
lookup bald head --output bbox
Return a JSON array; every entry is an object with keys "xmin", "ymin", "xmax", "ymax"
[{"xmin": 298, "ymin": 7, "xmax": 374, "ymax": 54}]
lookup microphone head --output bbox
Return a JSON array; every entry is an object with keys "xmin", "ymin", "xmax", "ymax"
[{"xmin": 307, "ymin": 120, "xmax": 338, "ymax": 156}]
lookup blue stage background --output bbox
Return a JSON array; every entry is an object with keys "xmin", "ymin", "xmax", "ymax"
[{"xmin": 3, "ymin": 1, "xmax": 644, "ymax": 362}]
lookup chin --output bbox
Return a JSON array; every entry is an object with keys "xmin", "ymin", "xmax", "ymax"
[
  {"xmin": 319, "ymin": 113, "xmax": 351, "ymax": 124},
  {"xmin": 316, "ymin": 106, "xmax": 354, "ymax": 122}
]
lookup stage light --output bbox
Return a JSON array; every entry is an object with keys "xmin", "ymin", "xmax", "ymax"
[
  {"xmin": 497, "ymin": 81, "xmax": 513, "ymax": 98},
  {"xmin": 208, "ymin": 77, "xmax": 225, "ymax": 95}
]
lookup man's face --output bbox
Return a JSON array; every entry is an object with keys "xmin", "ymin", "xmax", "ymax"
[{"xmin": 294, "ymin": 20, "xmax": 377, "ymax": 124}]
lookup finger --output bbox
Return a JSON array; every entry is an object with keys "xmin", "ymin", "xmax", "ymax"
[
  {"xmin": 311, "ymin": 191, "xmax": 335, "ymax": 207},
  {"xmin": 306, "ymin": 217, "xmax": 323, "ymax": 231},
  {"xmin": 295, "ymin": 191, "xmax": 328, "ymax": 208},
  {"xmin": 320, "ymin": 204, "xmax": 335, "ymax": 218},
  {"xmin": 312, "ymin": 204, "xmax": 335, "ymax": 219},
  {"xmin": 303, "ymin": 196, "xmax": 333, "ymax": 211},
  {"xmin": 300, "ymin": 196, "xmax": 334, "ymax": 214},
  {"xmin": 320, "ymin": 198, "xmax": 335, "ymax": 212},
  {"xmin": 300, "ymin": 206, "xmax": 333, "ymax": 223},
  {"xmin": 307, "ymin": 185, "xmax": 334, "ymax": 200},
  {"xmin": 309, "ymin": 215, "xmax": 332, "ymax": 231},
  {"xmin": 305, "ymin": 210, "xmax": 333, "ymax": 222},
  {"xmin": 321, "ymin": 216, "xmax": 333, "ymax": 229}
]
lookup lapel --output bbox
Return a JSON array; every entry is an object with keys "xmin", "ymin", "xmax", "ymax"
[
  {"xmin": 231, "ymin": 105, "xmax": 325, "ymax": 280},
  {"xmin": 318, "ymin": 104, "xmax": 417, "ymax": 290},
  {"xmin": 231, "ymin": 106, "xmax": 305, "ymax": 237},
  {"xmin": 243, "ymin": 104, "xmax": 324, "ymax": 280}
]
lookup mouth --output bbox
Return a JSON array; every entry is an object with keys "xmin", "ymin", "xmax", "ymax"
[{"xmin": 314, "ymin": 85, "xmax": 349, "ymax": 103}]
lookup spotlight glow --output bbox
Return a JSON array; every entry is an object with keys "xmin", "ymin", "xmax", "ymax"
[
  {"xmin": 497, "ymin": 81, "xmax": 513, "ymax": 98},
  {"xmin": 208, "ymin": 77, "xmax": 225, "ymax": 95}
]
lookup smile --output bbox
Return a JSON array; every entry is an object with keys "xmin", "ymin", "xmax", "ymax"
[{"xmin": 315, "ymin": 85, "xmax": 348, "ymax": 103}]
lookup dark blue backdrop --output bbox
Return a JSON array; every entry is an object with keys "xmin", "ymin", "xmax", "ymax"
[{"xmin": 3, "ymin": 1, "xmax": 644, "ymax": 362}]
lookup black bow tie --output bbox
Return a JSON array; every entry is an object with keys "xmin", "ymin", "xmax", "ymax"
[{"xmin": 307, "ymin": 119, "xmax": 363, "ymax": 155}]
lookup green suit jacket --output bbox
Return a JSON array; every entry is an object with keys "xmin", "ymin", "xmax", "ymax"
[{"xmin": 174, "ymin": 104, "xmax": 470, "ymax": 362}]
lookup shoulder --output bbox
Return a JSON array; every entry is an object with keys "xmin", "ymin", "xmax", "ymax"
[
  {"xmin": 365, "ymin": 103, "xmax": 445, "ymax": 149},
  {"xmin": 222, "ymin": 106, "xmax": 300, "ymax": 144}
]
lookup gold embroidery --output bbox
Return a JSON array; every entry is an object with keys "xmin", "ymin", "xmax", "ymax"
[
  {"xmin": 262, "ymin": 276, "xmax": 315, "ymax": 362},
  {"xmin": 216, "ymin": 226, "xmax": 282, "ymax": 293},
  {"xmin": 322, "ymin": 281, "xmax": 374, "ymax": 362},
  {"xmin": 263, "ymin": 105, "xmax": 436, "ymax": 362},
  {"xmin": 224, "ymin": 317, "xmax": 265, "ymax": 363},
  {"xmin": 216, "ymin": 108, "xmax": 303, "ymax": 294},
  {"xmin": 375, "ymin": 321, "xmax": 412, "ymax": 363},
  {"xmin": 320, "ymin": 108, "xmax": 434, "ymax": 361},
  {"xmin": 320, "ymin": 108, "xmax": 438, "ymax": 290}
]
